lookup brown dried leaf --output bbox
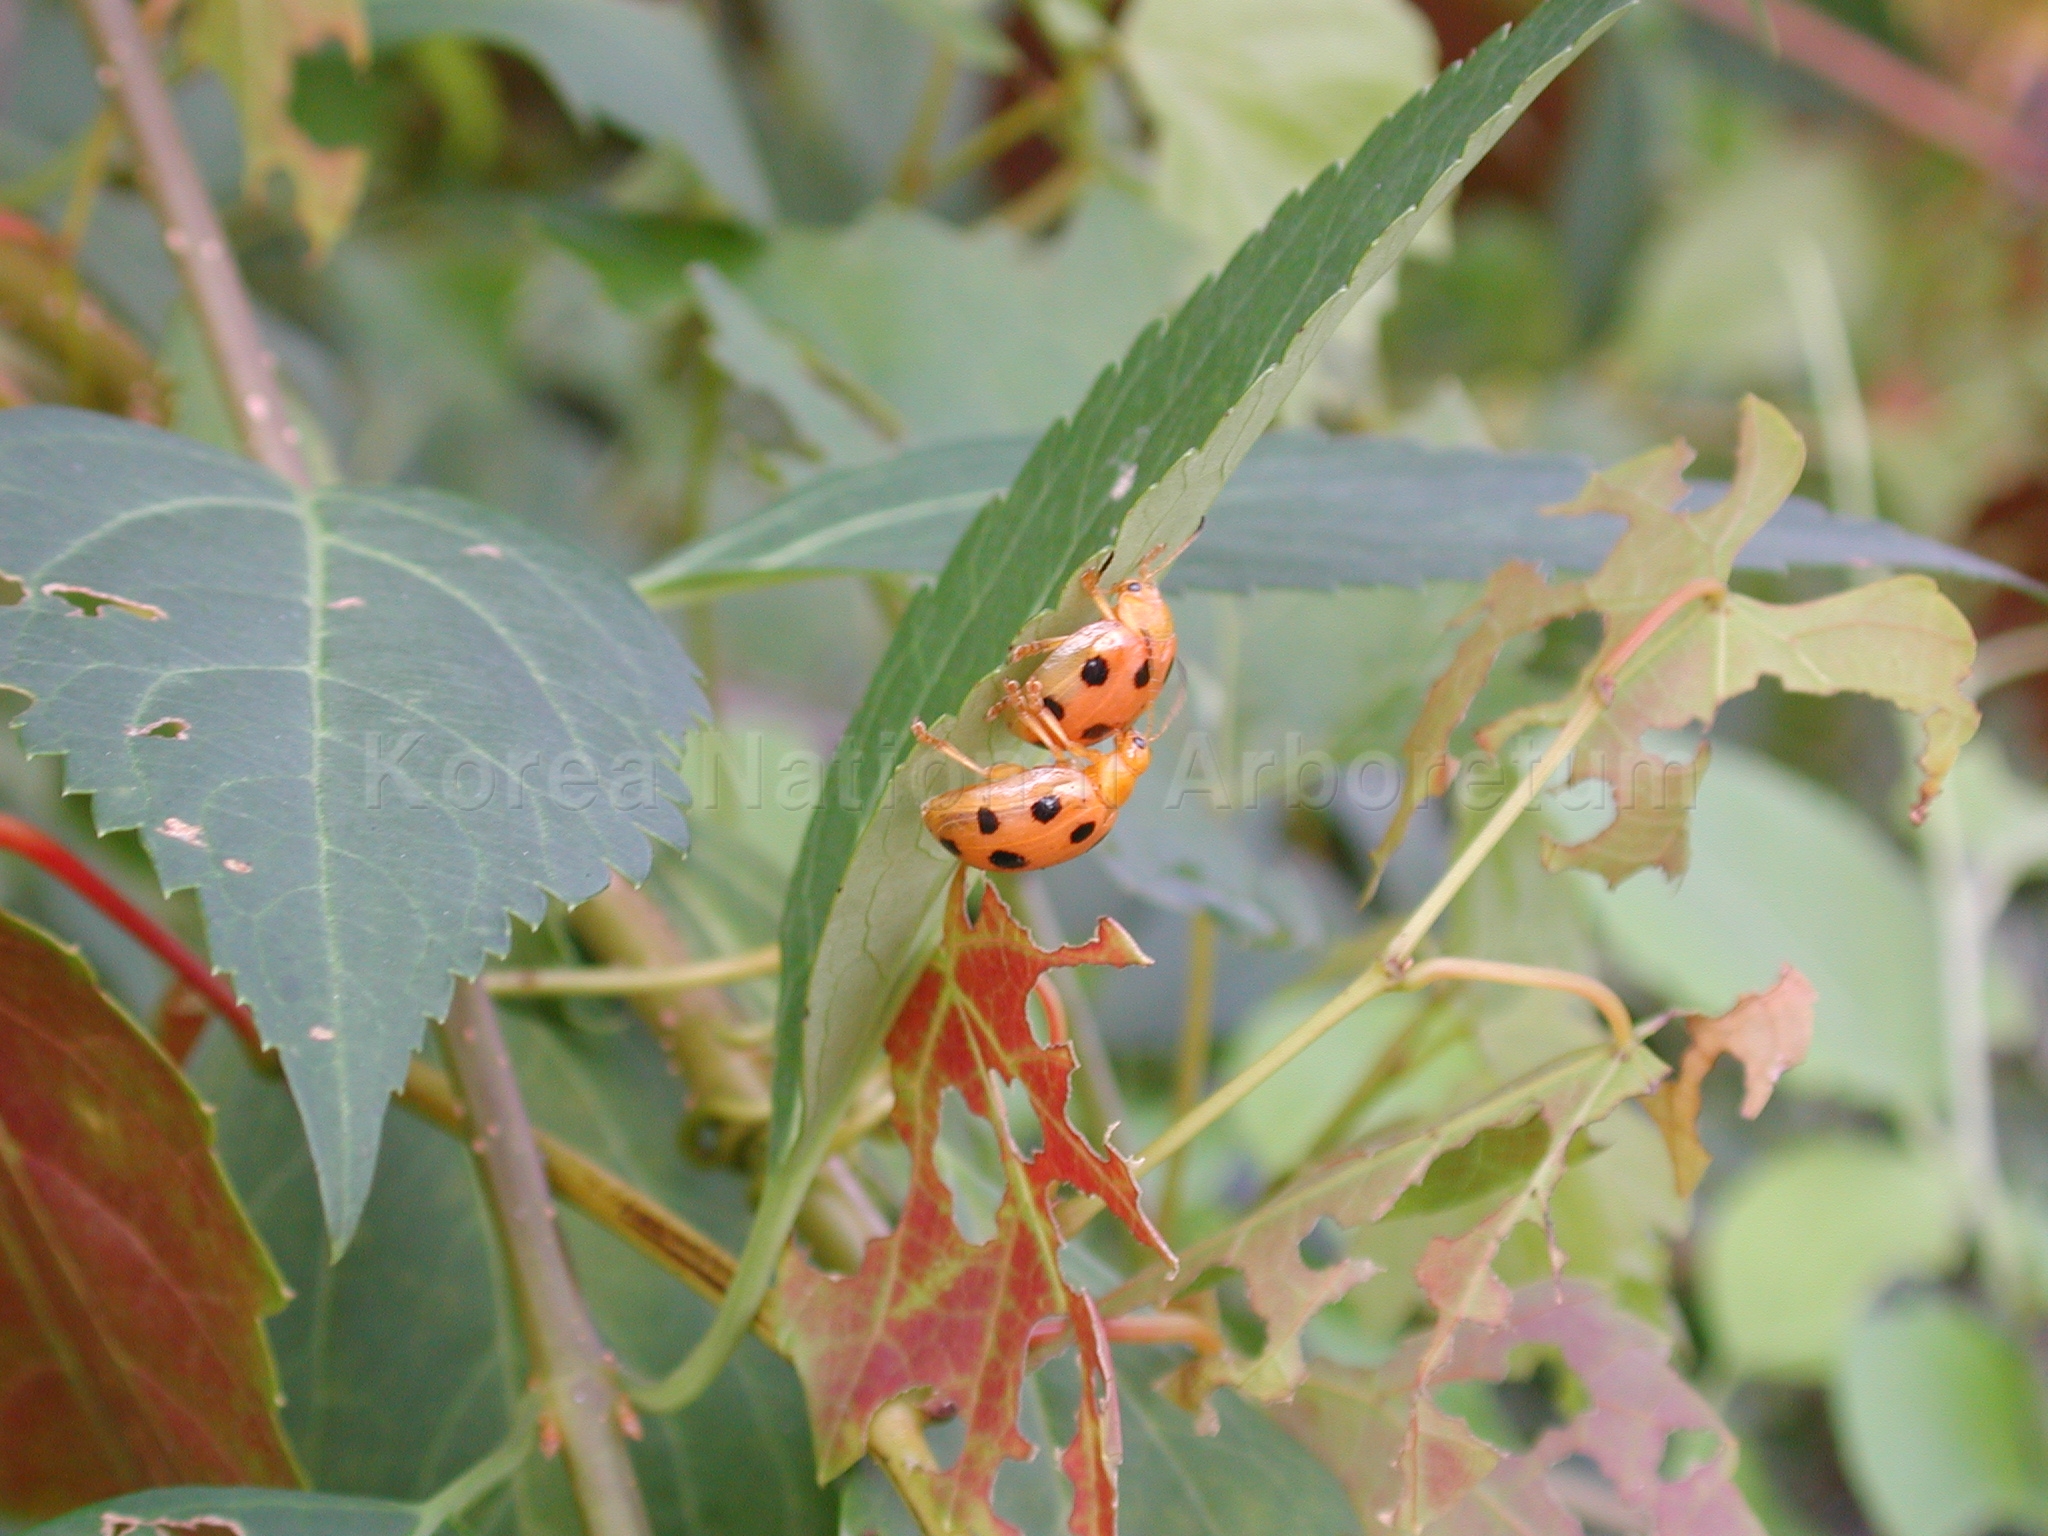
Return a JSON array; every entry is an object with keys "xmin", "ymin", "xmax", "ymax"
[
  {"xmin": 1105, "ymin": 1042, "xmax": 1666, "ymax": 1404},
  {"xmin": 181, "ymin": 0, "xmax": 369, "ymax": 255},
  {"xmin": 1645, "ymin": 965, "xmax": 1816, "ymax": 1197},
  {"xmin": 1371, "ymin": 396, "xmax": 1978, "ymax": 892}
]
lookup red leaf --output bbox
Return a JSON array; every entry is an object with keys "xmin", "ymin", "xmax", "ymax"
[
  {"xmin": 778, "ymin": 872, "xmax": 1165, "ymax": 1535},
  {"xmin": 1644, "ymin": 965, "xmax": 1815, "ymax": 1196},
  {"xmin": 0, "ymin": 910, "xmax": 297, "ymax": 1518},
  {"xmin": 1061, "ymin": 1294, "xmax": 1121, "ymax": 1536}
]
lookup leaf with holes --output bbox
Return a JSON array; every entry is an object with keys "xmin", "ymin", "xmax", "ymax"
[
  {"xmin": 633, "ymin": 431, "xmax": 2045, "ymax": 604},
  {"xmin": 1644, "ymin": 965, "xmax": 1815, "ymax": 1196},
  {"xmin": 1105, "ymin": 1040, "xmax": 1662, "ymax": 1406},
  {"xmin": 1372, "ymin": 395, "xmax": 1979, "ymax": 891},
  {"xmin": 181, "ymin": 0, "xmax": 370, "ymax": 255},
  {"xmin": 1274, "ymin": 1282, "xmax": 1763, "ymax": 1534},
  {"xmin": 775, "ymin": 873, "xmax": 1163, "ymax": 1535},
  {"xmin": 21, "ymin": 1489, "xmax": 416, "ymax": 1536},
  {"xmin": 0, "ymin": 908, "xmax": 296, "ymax": 1520},
  {"xmin": 695, "ymin": 0, "xmax": 1641, "ymax": 1412},
  {"xmin": 0, "ymin": 408, "xmax": 702, "ymax": 1244}
]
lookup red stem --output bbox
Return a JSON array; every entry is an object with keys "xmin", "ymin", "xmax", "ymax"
[
  {"xmin": 0, "ymin": 813, "xmax": 260, "ymax": 1056},
  {"xmin": 1676, "ymin": 0, "xmax": 2048, "ymax": 201}
]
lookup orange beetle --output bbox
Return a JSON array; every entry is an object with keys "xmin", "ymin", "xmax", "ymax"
[
  {"xmin": 910, "ymin": 720, "xmax": 1152, "ymax": 873},
  {"xmin": 995, "ymin": 537, "xmax": 1190, "ymax": 749}
]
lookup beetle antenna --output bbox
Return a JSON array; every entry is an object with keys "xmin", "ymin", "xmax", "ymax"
[{"xmin": 1148, "ymin": 684, "xmax": 1188, "ymax": 740}]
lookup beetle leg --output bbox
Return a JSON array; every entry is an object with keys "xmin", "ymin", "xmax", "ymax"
[
  {"xmin": 1080, "ymin": 566, "xmax": 1120, "ymax": 623},
  {"xmin": 1007, "ymin": 635, "xmax": 1068, "ymax": 664},
  {"xmin": 911, "ymin": 720, "xmax": 992, "ymax": 778},
  {"xmin": 1008, "ymin": 679, "xmax": 1085, "ymax": 760}
]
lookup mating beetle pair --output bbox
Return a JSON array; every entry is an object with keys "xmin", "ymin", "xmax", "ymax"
[{"xmin": 912, "ymin": 542, "xmax": 1184, "ymax": 874}]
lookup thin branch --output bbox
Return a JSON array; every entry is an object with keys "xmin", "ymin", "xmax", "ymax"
[
  {"xmin": 1970, "ymin": 623, "xmax": 2048, "ymax": 699},
  {"xmin": 889, "ymin": 40, "xmax": 961, "ymax": 201},
  {"xmin": 483, "ymin": 946, "xmax": 781, "ymax": 997},
  {"xmin": 70, "ymin": 0, "xmax": 308, "ymax": 480},
  {"xmin": 1676, "ymin": 0, "xmax": 2048, "ymax": 201},
  {"xmin": 398, "ymin": 1058, "xmax": 775, "ymax": 1337},
  {"xmin": 1399, "ymin": 957, "xmax": 1635, "ymax": 1053},
  {"xmin": 0, "ymin": 813, "xmax": 261, "ymax": 1056},
  {"xmin": 440, "ymin": 983, "xmax": 653, "ymax": 1536},
  {"xmin": 1158, "ymin": 909, "xmax": 1216, "ymax": 1233}
]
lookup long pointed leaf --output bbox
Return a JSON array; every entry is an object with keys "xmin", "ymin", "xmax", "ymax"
[{"xmin": 652, "ymin": 0, "xmax": 1641, "ymax": 1414}]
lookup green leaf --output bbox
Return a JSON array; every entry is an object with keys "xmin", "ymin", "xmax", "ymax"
[
  {"xmin": 689, "ymin": 263, "xmax": 889, "ymax": 467},
  {"xmin": 737, "ymin": 190, "xmax": 1194, "ymax": 441},
  {"xmin": 659, "ymin": 0, "xmax": 1640, "ymax": 1413},
  {"xmin": 1122, "ymin": 0, "xmax": 1439, "ymax": 267},
  {"xmin": 1834, "ymin": 1295, "xmax": 2048, "ymax": 1536},
  {"xmin": 530, "ymin": 203, "xmax": 760, "ymax": 318},
  {"xmin": 0, "ymin": 910, "xmax": 297, "ymax": 1521},
  {"xmin": 20, "ymin": 1489, "xmax": 416, "ymax": 1536},
  {"xmin": 1698, "ymin": 1138, "xmax": 1963, "ymax": 1380},
  {"xmin": 191, "ymin": 1007, "xmax": 831, "ymax": 1536},
  {"xmin": 633, "ymin": 431, "xmax": 2045, "ymax": 604},
  {"xmin": 364, "ymin": 0, "xmax": 772, "ymax": 222},
  {"xmin": 0, "ymin": 408, "xmax": 703, "ymax": 1244},
  {"xmin": 1569, "ymin": 745, "xmax": 1943, "ymax": 1122}
]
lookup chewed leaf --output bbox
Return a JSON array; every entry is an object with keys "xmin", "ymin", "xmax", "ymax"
[
  {"xmin": 1646, "ymin": 965, "xmax": 1817, "ymax": 1196},
  {"xmin": 1276, "ymin": 1282, "xmax": 1765, "ymax": 1535},
  {"xmin": 1373, "ymin": 396, "xmax": 1980, "ymax": 893},
  {"xmin": 1104, "ymin": 1041, "xmax": 1664, "ymax": 1405},
  {"xmin": 182, "ymin": 0, "xmax": 370, "ymax": 254},
  {"xmin": 776, "ymin": 874, "xmax": 1160, "ymax": 1535}
]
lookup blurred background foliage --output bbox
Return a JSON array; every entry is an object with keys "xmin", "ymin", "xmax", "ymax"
[{"xmin": 3, "ymin": 0, "xmax": 2048, "ymax": 1531}]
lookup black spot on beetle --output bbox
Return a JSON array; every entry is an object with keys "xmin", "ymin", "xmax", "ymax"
[
  {"xmin": 1134, "ymin": 659, "xmax": 1151, "ymax": 689},
  {"xmin": 977, "ymin": 807, "xmax": 999, "ymax": 835},
  {"xmin": 1082, "ymin": 723, "xmax": 1111, "ymax": 742},
  {"xmin": 1043, "ymin": 696, "xmax": 1065, "ymax": 720},
  {"xmin": 1068, "ymin": 821, "xmax": 1097, "ymax": 843},
  {"xmin": 1032, "ymin": 795, "xmax": 1061, "ymax": 823},
  {"xmin": 990, "ymin": 849, "xmax": 1028, "ymax": 869},
  {"xmin": 1081, "ymin": 656, "xmax": 1110, "ymax": 687},
  {"xmin": 940, "ymin": 838, "xmax": 960, "ymax": 855}
]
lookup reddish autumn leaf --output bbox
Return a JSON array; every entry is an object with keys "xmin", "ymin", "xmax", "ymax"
[
  {"xmin": 777, "ymin": 872, "xmax": 1165, "ymax": 1536},
  {"xmin": 1106, "ymin": 1041, "xmax": 1664, "ymax": 1406},
  {"xmin": 1371, "ymin": 396, "xmax": 1978, "ymax": 891},
  {"xmin": 0, "ymin": 908, "xmax": 298, "ymax": 1519},
  {"xmin": 1276, "ymin": 1282, "xmax": 1763, "ymax": 1535},
  {"xmin": 1645, "ymin": 965, "xmax": 1816, "ymax": 1196}
]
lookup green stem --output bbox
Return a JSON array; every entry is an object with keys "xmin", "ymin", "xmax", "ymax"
[
  {"xmin": 409, "ymin": 1396, "xmax": 540, "ymax": 1536},
  {"xmin": 1920, "ymin": 778, "xmax": 2025, "ymax": 1318},
  {"xmin": 1159, "ymin": 909, "xmax": 1216, "ymax": 1232}
]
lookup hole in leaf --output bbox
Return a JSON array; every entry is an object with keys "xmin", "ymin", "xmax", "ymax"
[
  {"xmin": 125, "ymin": 716, "xmax": 190, "ymax": 740},
  {"xmin": 1297, "ymin": 1216, "xmax": 1346, "ymax": 1271},
  {"xmin": 1660, "ymin": 1426, "xmax": 1721, "ymax": 1482},
  {"xmin": 935, "ymin": 1089, "xmax": 999, "ymax": 1243},
  {"xmin": 998, "ymin": 1074, "xmax": 1043, "ymax": 1158},
  {"xmin": 1497, "ymin": 1343, "xmax": 1589, "ymax": 1445},
  {"xmin": 42, "ymin": 582, "xmax": 165, "ymax": 620},
  {"xmin": 1430, "ymin": 1381, "xmax": 1523, "ymax": 1452},
  {"xmin": 0, "ymin": 569, "xmax": 22, "ymax": 605}
]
